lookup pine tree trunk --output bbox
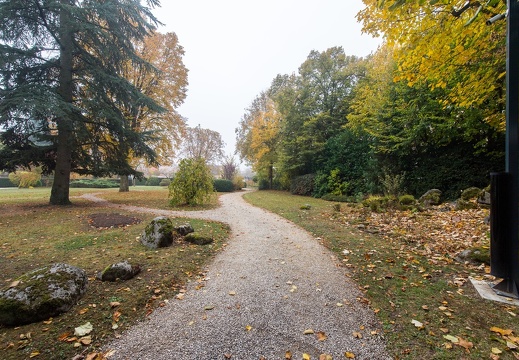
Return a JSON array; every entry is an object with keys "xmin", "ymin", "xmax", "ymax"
[
  {"xmin": 50, "ymin": 1, "xmax": 74, "ymax": 205},
  {"xmin": 119, "ymin": 175, "xmax": 130, "ymax": 192}
]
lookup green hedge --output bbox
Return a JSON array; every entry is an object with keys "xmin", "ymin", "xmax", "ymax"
[
  {"xmin": 213, "ymin": 179, "xmax": 234, "ymax": 192},
  {"xmin": 0, "ymin": 177, "xmax": 16, "ymax": 187},
  {"xmin": 70, "ymin": 179, "xmax": 119, "ymax": 188}
]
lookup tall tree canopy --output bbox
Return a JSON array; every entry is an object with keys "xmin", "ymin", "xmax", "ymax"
[
  {"xmin": 0, "ymin": 0, "xmax": 162, "ymax": 204},
  {"xmin": 358, "ymin": 0, "xmax": 507, "ymax": 128},
  {"xmin": 119, "ymin": 31, "xmax": 188, "ymax": 191},
  {"xmin": 180, "ymin": 125, "xmax": 225, "ymax": 165}
]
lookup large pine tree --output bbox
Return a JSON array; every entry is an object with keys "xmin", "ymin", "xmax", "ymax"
[{"xmin": 0, "ymin": 0, "xmax": 163, "ymax": 204}]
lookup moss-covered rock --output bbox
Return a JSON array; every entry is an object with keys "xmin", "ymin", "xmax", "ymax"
[
  {"xmin": 0, "ymin": 263, "xmax": 87, "ymax": 326},
  {"xmin": 184, "ymin": 233, "xmax": 214, "ymax": 245},
  {"xmin": 141, "ymin": 216, "xmax": 175, "ymax": 249},
  {"xmin": 418, "ymin": 189, "xmax": 442, "ymax": 207},
  {"xmin": 97, "ymin": 261, "xmax": 141, "ymax": 282},
  {"xmin": 460, "ymin": 187, "xmax": 481, "ymax": 201}
]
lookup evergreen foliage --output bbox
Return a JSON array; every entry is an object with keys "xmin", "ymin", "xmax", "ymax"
[{"xmin": 0, "ymin": 0, "xmax": 162, "ymax": 204}]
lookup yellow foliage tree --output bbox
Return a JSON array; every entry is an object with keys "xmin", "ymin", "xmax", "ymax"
[{"xmin": 358, "ymin": 0, "xmax": 507, "ymax": 129}]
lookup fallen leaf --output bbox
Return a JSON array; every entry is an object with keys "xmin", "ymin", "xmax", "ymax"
[
  {"xmin": 345, "ymin": 351, "xmax": 356, "ymax": 358},
  {"xmin": 411, "ymin": 319, "xmax": 424, "ymax": 329},
  {"xmin": 79, "ymin": 336, "xmax": 92, "ymax": 345},
  {"xmin": 490, "ymin": 326, "xmax": 513, "ymax": 336},
  {"xmin": 456, "ymin": 337, "xmax": 473, "ymax": 352},
  {"xmin": 224, "ymin": 353, "xmax": 232, "ymax": 359},
  {"xmin": 443, "ymin": 334, "xmax": 458, "ymax": 343},
  {"xmin": 353, "ymin": 331, "xmax": 363, "ymax": 339},
  {"xmin": 319, "ymin": 355, "xmax": 333, "ymax": 360},
  {"xmin": 285, "ymin": 350, "xmax": 292, "ymax": 359},
  {"xmin": 303, "ymin": 354, "xmax": 311, "ymax": 360},
  {"xmin": 110, "ymin": 301, "xmax": 121, "ymax": 308},
  {"xmin": 508, "ymin": 341, "xmax": 518, "ymax": 350},
  {"xmin": 85, "ymin": 353, "xmax": 98, "ymax": 360},
  {"xmin": 74, "ymin": 322, "xmax": 93, "ymax": 337},
  {"xmin": 316, "ymin": 331, "xmax": 327, "ymax": 341},
  {"xmin": 228, "ymin": 291, "xmax": 236, "ymax": 296},
  {"xmin": 29, "ymin": 351, "xmax": 40, "ymax": 358},
  {"xmin": 9, "ymin": 280, "xmax": 20, "ymax": 288},
  {"xmin": 492, "ymin": 347, "xmax": 503, "ymax": 354},
  {"xmin": 245, "ymin": 325, "xmax": 252, "ymax": 331},
  {"xmin": 204, "ymin": 305, "xmax": 215, "ymax": 311},
  {"xmin": 112, "ymin": 310, "xmax": 122, "ymax": 322},
  {"xmin": 303, "ymin": 329, "xmax": 315, "ymax": 335}
]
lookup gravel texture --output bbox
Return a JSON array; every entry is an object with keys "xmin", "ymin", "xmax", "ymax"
[{"xmin": 85, "ymin": 190, "xmax": 391, "ymax": 359}]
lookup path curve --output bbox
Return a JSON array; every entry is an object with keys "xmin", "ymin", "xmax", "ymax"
[{"xmin": 82, "ymin": 191, "xmax": 390, "ymax": 359}]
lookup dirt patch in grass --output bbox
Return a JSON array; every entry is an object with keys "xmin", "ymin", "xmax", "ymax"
[
  {"xmin": 87, "ymin": 213, "xmax": 141, "ymax": 229},
  {"xmin": 244, "ymin": 191, "xmax": 519, "ymax": 360}
]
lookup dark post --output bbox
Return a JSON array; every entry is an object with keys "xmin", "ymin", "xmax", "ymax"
[{"xmin": 490, "ymin": 0, "xmax": 519, "ymax": 297}]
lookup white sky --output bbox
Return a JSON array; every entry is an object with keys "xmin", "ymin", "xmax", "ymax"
[{"xmin": 154, "ymin": 0, "xmax": 381, "ymax": 157}]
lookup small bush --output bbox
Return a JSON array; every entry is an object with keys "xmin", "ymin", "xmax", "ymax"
[
  {"xmin": 169, "ymin": 158, "xmax": 215, "ymax": 206},
  {"xmin": 8, "ymin": 170, "xmax": 42, "ymax": 188},
  {"xmin": 232, "ymin": 175, "xmax": 245, "ymax": 190},
  {"xmin": 290, "ymin": 174, "xmax": 316, "ymax": 196},
  {"xmin": 379, "ymin": 172, "xmax": 405, "ymax": 196},
  {"xmin": 363, "ymin": 195, "xmax": 398, "ymax": 213},
  {"xmin": 159, "ymin": 179, "xmax": 171, "ymax": 187},
  {"xmin": 213, "ymin": 179, "xmax": 234, "ymax": 192},
  {"xmin": 398, "ymin": 194, "xmax": 416, "ymax": 205}
]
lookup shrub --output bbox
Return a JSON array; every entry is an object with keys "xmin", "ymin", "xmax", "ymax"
[
  {"xmin": 290, "ymin": 174, "xmax": 316, "ymax": 196},
  {"xmin": 169, "ymin": 158, "xmax": 215, "ymax": 206},
  {"xmin": 232, "ymin": 175, "xmax": 245, "ymax": 190},
  {"xmin": 398, "ymin": 194, "xmax": 416, "ymax": 205},
  {"xmin": 159, "ymin": 179, "xmax": 171, "ymax": 187},
  {"xmin": 362, "ymin": 195, "xmax": 398, "ymax": 213},
  {"xmin": 8, "ymin": 170, "xmax": 42, "ymax": 188},
  {"xmin": 146, "ymin": 177, "xmax": 161, "ymax": 186},
  {"xmin": 134, "ymin": 177, "xmax": 148, "ymax": 186},
  {"xmin": 379, "ymin": 171, "xmax": 406, "ymax": 196},
  {"xmin": 213, "ymin": 179, "xmax": 234, "ymax": 192}
]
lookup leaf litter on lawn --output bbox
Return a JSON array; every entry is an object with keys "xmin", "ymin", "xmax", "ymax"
[{"xmin": 244, "ymin": 191, "xmax": 519, "ymax": 359}]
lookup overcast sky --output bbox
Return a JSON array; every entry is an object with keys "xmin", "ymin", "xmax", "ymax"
[{"xmin": 154, "ymin": 0, "xmax": 381, "ymax": 157}]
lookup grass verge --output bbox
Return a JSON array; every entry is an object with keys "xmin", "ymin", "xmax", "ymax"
[
  {"xmin": 0, "ymin": 188, "xmax": 229, "ymax": 360},
  {"xmin": 244, "ymin": 190, "xmax": 519, "ymax": 360}
]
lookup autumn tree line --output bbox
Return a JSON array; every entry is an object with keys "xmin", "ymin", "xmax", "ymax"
[{"xmin": 236, "ymin": 0, "xmax": 507, "ymax": 200}]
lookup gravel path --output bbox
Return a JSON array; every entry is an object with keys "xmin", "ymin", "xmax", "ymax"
[{"xmin": 83, "ymin": 190, "xmax": 391, "ymax": 359}]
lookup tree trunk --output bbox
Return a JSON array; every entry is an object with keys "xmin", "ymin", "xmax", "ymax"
[
  {"xmin": 268, "ymin": 162, "xmax": 273, "ymax": 190},
  {"xmin": 119, "ymin": 175, "xmax": 130, "ymax": 192},
  {"xmin": 50, "ymin": 1, "xmax": 74, "ymax": 205}
]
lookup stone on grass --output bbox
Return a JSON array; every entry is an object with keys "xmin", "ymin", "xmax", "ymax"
[
  {"xmin": 418, "ymin": 189, "xmax": 442, "ymax": 207},
  {"xmin": 184, "ymin": 233, "xmax": 214, "ymax": 245},
  {"xmin": 98, "ymin": 261, "xmax": 141, "ymax": 282},
  {"xmin": 0, "ymin": 263, "xmax": 87, "ymax": 326},
  {"xmin": 141, "ymin": 216, "xmax": 175, "ymax": 249},
  {"xmin": 175, "ymin": 223, "xmax": 194, "ymax": 236}
]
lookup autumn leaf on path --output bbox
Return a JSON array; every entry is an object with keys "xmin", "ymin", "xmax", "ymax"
[
  {"xmin": 319, "ymin": 354, "xmax": 332, "ymax": 360},
  {"xmin": 316, "ymin": 331, "xmax": 327, "ymax": 341},
  {"xmin": 345, "ymin": 351, "xmax": 356, "ymax": 358},
  {"xmin": 285, "ymin": 350, "xmax": 292, "ymax": 359}
]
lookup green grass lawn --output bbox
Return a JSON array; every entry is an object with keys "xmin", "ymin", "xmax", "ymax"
[
  {"xmin": 244, "ymin": 190, "xmax": 519, "ymax": 360},
  {"xmin": 0, "ymin": 187, "xmax": 229, "ymax": 360}
]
